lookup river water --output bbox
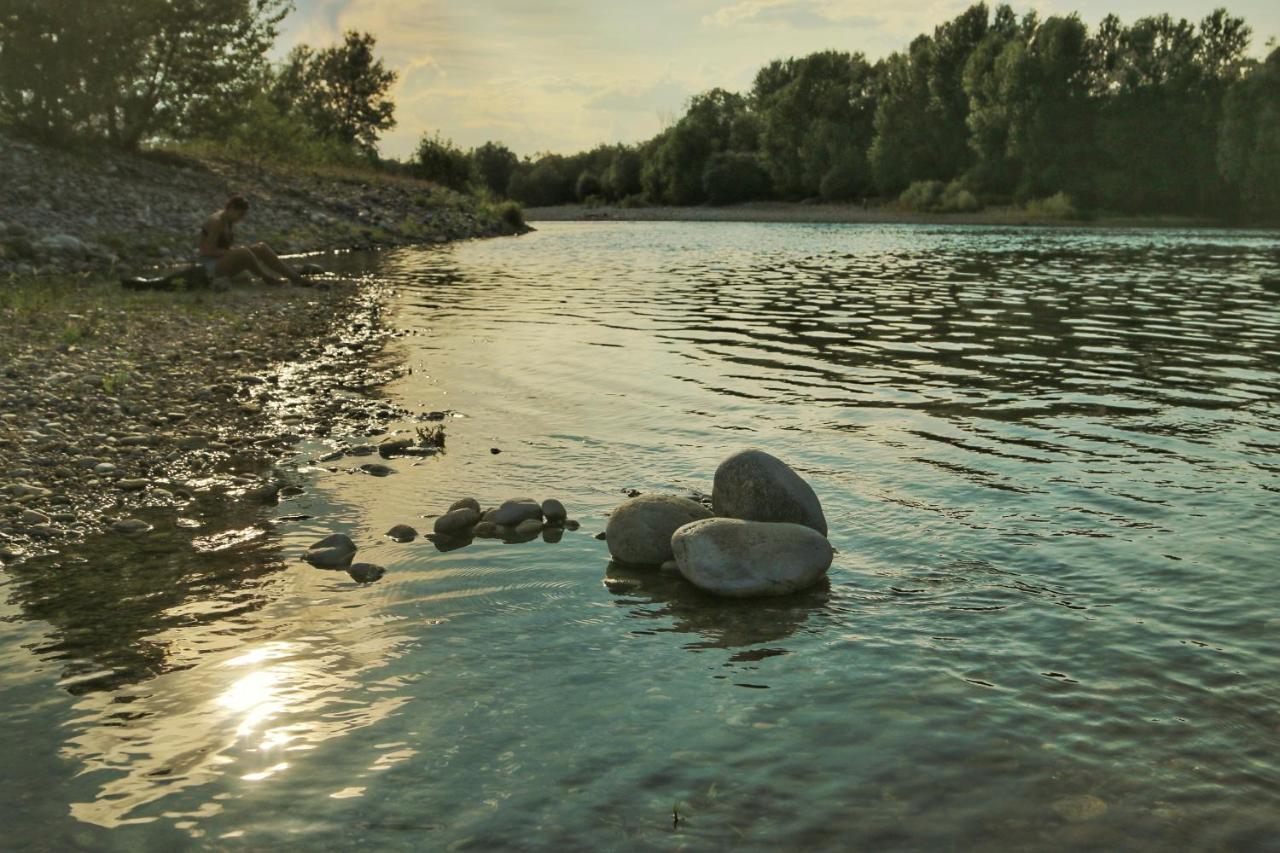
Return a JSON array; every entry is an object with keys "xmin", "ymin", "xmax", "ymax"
[{"xmin": 1, "ymin": 221, "xmax": 1278, "ymax": 850}]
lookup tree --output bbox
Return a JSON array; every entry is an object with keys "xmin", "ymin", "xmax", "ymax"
[
  {"xmin": 702, "ymin": 152, "xmax": 771, "ymax": 204},
  {"xmin": 414, "ymin": 134, "xmax": 473, "ymax": 191},
  {"xmin": 1219, "ymin": 47, "xmax": 1280, "ymax": 218},
  {"xmin": 277, "ymin": 30, "xmax": 397, "ymax": 155},
  {"xmin": 0, "ymin": 0, "xmax": 289, "ymax": 148},
  {"xmin": 471, "ymin": 141, "xmax": 519, "ymax": 196},
  {"xmin": 754, "ymin": 51, "xmax": 879, "ymax": 199},
  {"xmin": 507, "ymin": 155, "xmax": 573, "ymax": 206},
  {"xmin": 602, "ymin": 146, "xmax": 643, "ymax": 200},
  {"xmin": 643, "ymin": 88, "xmax": 747, "ymax": 204}
]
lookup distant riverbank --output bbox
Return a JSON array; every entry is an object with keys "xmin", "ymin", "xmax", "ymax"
[{"xmin": 525, "ymin": 202, "xmax": 1236, "ymax": 230}]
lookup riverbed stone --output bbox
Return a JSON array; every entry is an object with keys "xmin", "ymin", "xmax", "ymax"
[
  {"xmin": 378, "ymin": 437, "xmax": 414, "ymax": 458},
  {"xmin": 386, "ymin": 524, "xmax": 418, "ymax": 542},
  {"xmin": 117, "ymin": 478, "xmax": 148, "ymax": 491},
  {"xmin": 359, "ymin": 462, "xmax": 392, "ymax": 477},
  {"xmin": 305, "ymin": 533, "xmax": 357, "ymax": 568},
  {"xmin": 541, "ymin": 498, "xmax": 567, "ymax": 524},
  {"xmin": 711, "ymin": 449, "xmax": 827, "ymax": 536},
  {"xmin": 434, "ymin": 507, "xmax": 480, "ymax": 535},
  {"xmin": 514, "ymin": 517, "xmax": 543, "ymax": 535},
  {"xmin": 488, "ymin": 499, "xmax": 543, "ymax": 526},
  {"xmin": 448, "ymin": 497, "xmax": 481, "ymax": 513},
  {"xmin": 111, "ymin": 518, "xmax": 152, "ymax": 535},
  {"xmin": 671, "ymin": 518, "xmax": 833, "ymax": 597},
  {"xmin": 347, "ymin": 563, "xmax": 385, "ymax": 583},
  {"xmin": 605, "ymin": 494, "xmax": 713, "ymax": 566}
]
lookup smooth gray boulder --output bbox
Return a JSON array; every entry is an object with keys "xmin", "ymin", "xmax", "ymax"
[
  {"xmin": 672, "ymin": 518, "xmax": 833, "ymax": 597},
  {"xmin": 347, "ymin": 563, "xmax": 385, "ymax": 583},
  {"xmin": 514, "ymin": 517, "xmax": 543, "ymax": 535},
  {"xmin": 386, "ymin": 524, "xmax": 418, "ymax": 542},
  {"xmin": 449, "ymin": 497, "xmax": 481, "ymax": 514},
  {"xmin": 488, "ymin": 499, "xmax": 543, "ymax": 526},
  {"xmin": 605, "ymin": 494, "xmax": 713, "ymax": 566},
  {"xmin": 712, "ymin": 449, "xmax": 827, "ymax": 536},
  {"xmin": 305, "ymin": 533, "xmax": 357, "ymax": 568},
  {"xmin": 434, "ymin": 507, "xmax": 480, "ymax": 534},
  {"xmin": 541, "ymin": 498, "xmax": 567, "ymax": 523}
]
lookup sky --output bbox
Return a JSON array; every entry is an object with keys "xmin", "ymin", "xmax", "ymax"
[{"xmin": 278, "ymin": 0, "xmax": 1280, "ymax": 160}]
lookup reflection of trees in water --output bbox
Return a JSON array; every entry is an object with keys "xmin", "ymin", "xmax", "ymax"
[
  {"xmin": 603, "ymin": 560, "xmax": 830, "ymax": 651},
  {"xmin": 5, "ymin": 494, "xmax": 289, "ymax": 695}
]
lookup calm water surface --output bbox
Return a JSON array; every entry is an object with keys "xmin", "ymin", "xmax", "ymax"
[{"xmin": 2, "ymin": 222, "xmax": 1278, "ymax": 850}]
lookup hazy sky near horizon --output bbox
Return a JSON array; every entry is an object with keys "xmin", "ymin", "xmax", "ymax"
[{"xmin": 278, "ymin": 0, "xmax": 1280, "ymax": 160}]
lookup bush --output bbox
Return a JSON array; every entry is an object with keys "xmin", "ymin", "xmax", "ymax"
[
  {"xmin": 413, "ymin": 133, "xmax": 473, "ymax": 191},
  {"xmin": 1025, "ymin": 192, "xmax": 1078, "ymax": 219},
  {"xmin": 701, "ymin": 152, "xmax": 771, "ymax": 205},
  {"xmin": 819, "ymin": 160, "xmax": 866, "ymax": 202},
  {"xmin": 899, "ymin": 180, "xmax": 945, "ymax": 211},
  {"xmin": 507, "ymin": 159, "xmax": 572, "ymax": 206},
  {"xmin": 575, "ymin": 171, "xmax": 603, "ymax": 202},
  {"xmin": 494, "ymin": 200, "xmax": 525, "ymax": 229},
  {"xmin": 899, "ymin": 179, "xmax": 983, "ymax": 213},
  {"xmin": 939, "ymin": 181, "xmax": 981, "ymax": 213}
]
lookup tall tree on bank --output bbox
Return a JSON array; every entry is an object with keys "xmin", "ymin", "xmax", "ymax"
[
  {"xmin": 0, "ymin": 0, "xmax": 288, "ymax": 148},
  {"xmin": 753, "ymin": 51, "xmax": 879, "ymax": 200},
  {"xmin": 1218, "ymin": 47, "xmax": 1280, "ymax": 219},
  {"xmin": 277, "ymin": 30, "xmax": 397, "ymax": 155}
]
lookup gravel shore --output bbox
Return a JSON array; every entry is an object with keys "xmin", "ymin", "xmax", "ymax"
[{"xmin": 0, "ymin": 135, "xmax": 525, "ymax": 565}]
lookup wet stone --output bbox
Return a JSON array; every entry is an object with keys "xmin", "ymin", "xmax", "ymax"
[
  {"xmin": 386, "ymin": 524, "xmax": 418, "ymax": 542},
  {"xmin": 434, "ymin": 507, "xmax": 480, "ymax": 535},
  {"xmin": 347, "ymin": 563, "xmax": 386, "ymax": 583},
  {"xmin": 359, "ymin": 463, "xmax": 392, "ymax": 477},
  {"xmin": 111, "ymin": 518, "xmax": 152, "ymax": 535}
]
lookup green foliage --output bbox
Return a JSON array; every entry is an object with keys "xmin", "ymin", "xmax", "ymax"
[
  {"xmin": 899, "ymin": 180, "xmax": 982, "ymax": 212},
  {"xmin": 0, "ymin": 0, "xmax": 289, "ymax": 148},
  {"xmin": 644, "ymin": 89, "xmax": 748, "ymax": 204},
  {"xmin": 413, "ymin": 134, "xmax": 474, "ymax": 191},
  {"xmin": 602, "ymin": 147, "xmax": 644, "ymax": 200},
  {"xmin": 755, "ymin": 52, "xmax": 878, "ymax": 199},
  {"xmin": 1025, "ymin": 191, "xmax": 1078, "ymax": 219},
  {"xmin": 217, "ymin": 93, "xmax": 360, "ymax": 169},
  {"xmin": 472, "ymin": 142, "xmax": 519, "ymax": 197},
  {"xmin": 1218, "ymin": 48, "xmax": 1280, "ymax": 219},
  {"xmin": 575, "ymin": 172, "xmax": 603, "ymax": 202},
  {"xmin": 494, "ymin": 201, "xmax": 526, "ymax": 229},
  {"xmin": 702, "ymin": 152, "xmax": 771, "ymax": 205},
  {"xmin": 507, "ymin": 157, "xmax": 571, "ymax": 206},
  {"xmin": 274, "ymin": 31, "xmax": 397, "ymax": 156}
]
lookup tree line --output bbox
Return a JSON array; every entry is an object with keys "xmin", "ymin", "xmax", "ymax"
[
  {"xmin": 466, "ymin": 5, "xmax": 1277, "ymax": 221},
  {"xmin": 0, "ymin": 1, "xmax": 398, "ymax": 166},
  {"xmin": 2, "ymin": 2, "xmax": 1275, "ymax": 220}
]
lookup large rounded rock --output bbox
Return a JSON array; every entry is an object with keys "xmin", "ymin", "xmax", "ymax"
[
  {"xmin": 305, "ymin": 533, "xmax": 357, "ymax": 568},
  {"xmin": 434, "ymin": 507, "xmax": 480, "ymax": 534},
  {"xmin": 488, "ymin": 499, "xmax": 542, "ymax": 526},
  {"xmin": 606, "ymin": 494, "xmax": 713, "ymax": 566},
  {"xmin": 672, "ymin": 518, "xmax": 833, "ymax": 598},
  {"xmin": 712, "ymin": 449, "xmax": 827, "ymax": 536}
]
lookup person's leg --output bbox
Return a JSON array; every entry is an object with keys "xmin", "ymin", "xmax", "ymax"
[
  {"xmin": 214, "ymin": 248, "xmax": 285, "ymax": 284},
  {"xmin": 248, "ymin": 242, "xmax": 305, "ymax": 284}
]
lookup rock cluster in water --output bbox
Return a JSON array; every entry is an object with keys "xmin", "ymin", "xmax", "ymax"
[
  {"xmin": 606, "ymin": 449, "xmax": 834, "ymax": 598},
  {"xmin": 429, "ymin": 496, "xmax": 579, "ymax": 548}
]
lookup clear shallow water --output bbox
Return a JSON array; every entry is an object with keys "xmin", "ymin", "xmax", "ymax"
[{"xmin": 2, "ymin": 221, "xmax": 1279, "ymax": 850}]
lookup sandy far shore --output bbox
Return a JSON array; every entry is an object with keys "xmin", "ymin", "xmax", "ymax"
[{"xmin": 524, "ymin": 202, "xmax": 1226, "ymax": 230}]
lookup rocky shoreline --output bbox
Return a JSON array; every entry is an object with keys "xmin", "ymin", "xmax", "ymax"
[
  {"xmin": 0, "ymin": 130, "xmax": 525, "ymax": 279},
  {"xmin": 0, "ymin": 134, "xmax": 527, "ymax": 565}
]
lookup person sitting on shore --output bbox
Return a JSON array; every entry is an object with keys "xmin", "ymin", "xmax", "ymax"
[{"xmin": 199, "ymin": 195, "xmax": 307, "ymax": 285}]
